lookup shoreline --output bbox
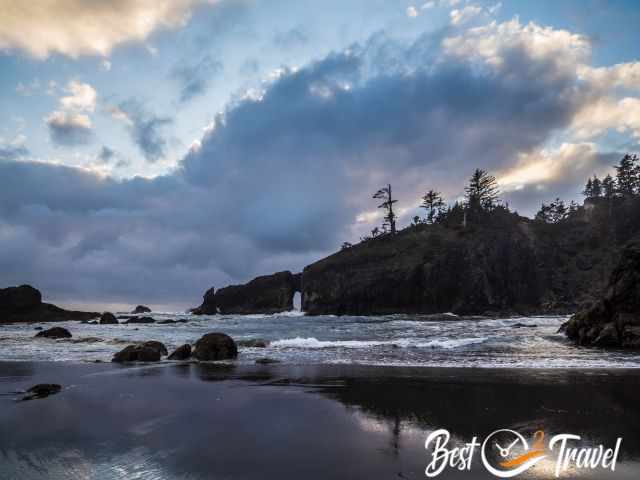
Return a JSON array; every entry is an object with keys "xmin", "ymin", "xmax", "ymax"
[{"xmin": 1, "ymin": 361, "xmax": 639, "ymax": 479}]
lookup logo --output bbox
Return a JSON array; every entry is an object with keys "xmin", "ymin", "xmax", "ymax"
[{"xmin": 425, "ymin": 428, "xmax": 622, "ymax": 478}]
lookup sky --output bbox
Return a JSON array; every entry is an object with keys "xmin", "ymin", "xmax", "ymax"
[{"xmin": 1, "ymin": 0, "xmax": 640, "ymax": 310}]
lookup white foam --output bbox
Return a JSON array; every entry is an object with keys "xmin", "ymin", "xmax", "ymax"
[{"xmin": 270, "ymin": 336, "xmax": 488, "ymax": 350}]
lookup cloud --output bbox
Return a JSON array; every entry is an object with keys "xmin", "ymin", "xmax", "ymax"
[
  {"xmin": 0, "ymin": 142, "xmax": 28, "ymax": 161},
  {"xmin": 407, "ymin": 6, "xmax": 419, "ymax": 18},
  {"xmin": 171, "ymin": 55, "xmax": 223, "ymax": 102},
  {"xmin": 2, "ymin": 18, "xmax": 639, "ymax": 304},
  {"xmin": 45, "ymin": 111, "xmax": 93, "ymax": 146},
  {"xmin": 97, "ymin": 146, "xmax": 115, "ymax": 163},
  {"xmin": 59, "ymin": 81, "xmax": 97, "ymax": 112},
  {"xmin": 116, "ymin": 100, "xmax": 172, "ymax": 162},
  {"xmin": 100, "ymin": 59, "xmax": 112, "ymax": 72},
  {"xmin": 273, "ymin": 28, "xmax": 309, "ymax": 49},
  {"xmin": 0, "ymin": 0, "xmax": 208, "ymax": 59}
]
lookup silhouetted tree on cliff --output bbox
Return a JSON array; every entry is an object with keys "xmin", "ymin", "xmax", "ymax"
[
  {"xmin": 602, "ymin": 174, "xmax": 616, "ymax": 199},
  {"xmin": 535, "ymin": 198, "xmax": 568, "ymax": 224},
  {"xmin": 615, "ymin": 154, "xmax": 639, "ymax": 196},
  {"xmin": 373, "ymin": 184, "xmax": 397, "ymax": 234},
  {"xmin": 465, "ymin": 169, "xmax": 500, "ymax": 213},
  {"xmin": 420, "ymin": 190, "xmax": 445, "ymax": 224},
  {"xmin": 583, "ymin": 176, "xmax": 602, "ymax": 198}
]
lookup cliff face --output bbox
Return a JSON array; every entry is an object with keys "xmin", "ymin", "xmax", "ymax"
[
  {"xmin": 302, "ymin": 198, "xmax": 640, "ymax": 316},
  {"xmin": 193, "ymin": 271, "xmax": 300, "ymax": 315},
  {"xmin": 564, "ymin": 238, "xmax": 640, "ymax": 348},
  {"xmin": 0, "ymin": 285, "xmax": 98, "ymax": 324}
]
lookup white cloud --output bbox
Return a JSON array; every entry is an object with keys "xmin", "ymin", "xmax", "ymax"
[
  {"xmin": 106, "ymin": 105, "xmax": 133, "ymax": 126},
  {"xmin": 571, "ymin": 97, "xmax": 640, "ymax": 140},
  {"xmin": 59, "ymin": 81, "xmax": 97, "ymax": 112},
  {"xmin": 578, "ymin": 62, "xmax": 640, "ymax": 91},
  {"xmin": 0, "ymin": 0, "xmax": 209, "ymax": 59},
  {"xmin": 442, "ymin": 18, "xmax": 590, "ymax": 69},
  {"xmin": 407, "ymin": 6, "xmax": 419, "ymax": 18},
  {"xmin": 450, "ymin": 5, "xmax": 483, "ymax": 26},
  {"xmin": 45, "ymin": 111, "xmax": 94, "ymax": 145},
  {"xmin": 100, "ymin": 59, "xmax": 112, "ymax": 72}
]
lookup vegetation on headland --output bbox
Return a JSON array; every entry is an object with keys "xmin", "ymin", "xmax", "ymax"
[{"xmin": 351, "ymin": 153, "xmax": 640, "ymax": 247}]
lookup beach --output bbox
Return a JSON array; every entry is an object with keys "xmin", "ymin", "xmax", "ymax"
[{"xmin": 1, "ymin": 361, "xmax": 639, "ymax": 479}]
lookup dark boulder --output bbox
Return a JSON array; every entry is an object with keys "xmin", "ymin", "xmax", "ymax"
[
  {"xmin": 125, "ymin": 316, "xmax": 156, "ymax": 324},
  {"xmin": 157, "ymin": 319, "xmax": 176, "ymax": 324},
  {"xmin": 0, "ymin": 284, "xmax": 98, "ymax": 324},
  {"xmin": 168, "ymin": 344, "xmax": 192, "ymax": 360},
  {"xmin": 143, "ymin": 341, "xmax": 168, "ymax": 356},
  {"xmin": 35, "ymin": 327, "xmax": 72, "ymax": 339},
  {"xmin": 190, "ymin": 287, "xmax": 217, "ymax": 315},
  {"xmin": 193, "ymin": 333, "xmax": 238, "ymax": 361},
  {"xmin": 132, "ymin": 305, "xmax": 151, "ymax": 314},
  {"xmin": 100, "ymin": 312, "xmax": 118, "ymax": 324},
  {"xmin": 112, "ymin": 345, "xmax": 161, "ymax": 362},
  {"xmin": 21, "ymin": 384, "xmax": 62, "ymax": 401},
  {"xmin": 565, "ymin": 238, "xmax": 640, "ymax": 348}
]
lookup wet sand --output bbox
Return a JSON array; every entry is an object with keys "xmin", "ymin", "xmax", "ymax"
[{"xmin": 0, "ymin": 361, "xmax": 639, "ymax": 479}]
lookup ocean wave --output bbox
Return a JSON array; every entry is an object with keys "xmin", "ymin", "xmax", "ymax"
[{"xmin": 270, "ymin": 336, "xmax": 488, "ymax": 350}]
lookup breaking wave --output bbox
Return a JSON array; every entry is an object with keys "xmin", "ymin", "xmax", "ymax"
[{"xmin": 270, "ymin": 336, "xmax": 488, "ymax": 349}]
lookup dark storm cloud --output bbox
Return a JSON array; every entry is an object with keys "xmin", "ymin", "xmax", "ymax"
[
  {"xmin": 118, "ymin": 100, "xmax": 172, "ymax": 162},
  {"xmin": 0, "ymin": 30, "xmax": 608, "ymax": 304},
  {"xmin": 0, "ymin": 143, "xmax": 28, "ymax": 161},
  {"xmin": 171, "ymin": 54, "xmax": 223, "ymax": 103},
  {"xmin": 45, "ymin": 111, "xmax": 93, "ymax": 146}
]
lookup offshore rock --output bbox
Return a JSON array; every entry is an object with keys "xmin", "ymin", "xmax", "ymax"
[{"xmin": 193, "ymin": 333, "xmax": 238, "ymax": 361}]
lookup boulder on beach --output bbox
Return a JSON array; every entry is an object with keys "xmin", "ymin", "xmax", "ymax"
[
  {"xmin": 112, "ymin": 344, "xmax": 161, "ymax": 362},
  {"xmin": 168, "ymin": 344, "xmax": 192, "ymax": 360},
  {"xmin": 21, "ymin": 383, "xmax": 62, "ymax": 401},
  {"xmin": 193, "ymin": 333, "xmax": 237, "ymax": 361},
  {"xmin": 35, "ymin": 327, "xmax": 72, "ymax": 339},
  {"xmin": 132, "ymin": 305, "xmax": 151, "ymax": 314},
  {"xmin": 125, "ymin": 316, "xmax": 156, "ymax": 324},
  {"xmin": 100, "ymin": 312, "xmax": 118, "ymax": 325},
  {"xmin": 1, "ymin": 284, "xmax": 98, "ymax": 324},
  {"xmin": 143, "ymin": 341, "xmax": 168, "ymax": 356}
]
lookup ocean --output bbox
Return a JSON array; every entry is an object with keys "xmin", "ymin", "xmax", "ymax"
[{"xmin": 2, "ymin": 312, "xmax": 640, "ymax": 368}]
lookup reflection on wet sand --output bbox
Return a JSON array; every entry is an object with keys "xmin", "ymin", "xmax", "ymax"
[{"xmin": 0, "ymin": 362, "xmax": 638, "ymax": 479}]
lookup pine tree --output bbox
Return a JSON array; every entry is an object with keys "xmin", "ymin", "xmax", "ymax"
[
  {"xmin": 591, "ymin": 176, "xmax": 602, "ymax": 197},
  {"xmin": 420, "ymin": 190, "xmax": 445, "ymax": 224},
  {"xmin": 464, "ymin": 169, "xmax": 500, "ymax": 212},
  {"xmin": 373, "ymin": 184, "xmax": 397, "ymax": 234},
  {"xmin": 602, "ymin": 174, "xmax": 616, "ymax": 199},
  {"xmin": 582, "ymin": 178, "xmax": 594, "ymax": 197},
  {"xmin": 614, "ymin": 154, "xmax": 639, "ymax": 196}
]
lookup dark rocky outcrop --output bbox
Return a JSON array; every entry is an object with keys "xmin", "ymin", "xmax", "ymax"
[
  {"xmin": 35, "ymin": 327, "xmax": 72, "ymax": 339},
  {"xmin": 192, "ymin": 271, "xmax": 297, "ymax": 315},
  {"xmin": 190, "ymin": 287, "xmax": 217, "ymax": 315},
  {"xmin": 124, "ymin": 316, "xmax": 156, "ymax": 324},
  {"xmin": 21, "ymin": 384, "xmax": 62, "ymax": 401},
  {"xmin": 302, "ymin": 198, "xmax": 640, "ymax": 316},
  {"xmin": 0, "ymin": 285, "xmax": 98, "ymax": 324},
  {"xmin": 565, "ymin": 238, "xmax": 640, "ymax": 348},
  {"xmin": 193, "ymin": 333, "xmax": 238, "ymax": 361},
  {"xmin": 132, "ymin": 305, "xmax": 151, "ymax": 314},
  {"xmin": 168, "ymin": 344, "xmax": 192, "ymax": 360},
  {"xmin": 100, "ymin": 312, "xmax": 118, "ymax": 324},
  {"xmin": 112, "ymin": 344, "xmax": 161, "ymax": 362}
]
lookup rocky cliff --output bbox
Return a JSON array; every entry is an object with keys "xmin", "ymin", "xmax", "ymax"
[
  {"xmin": 192, "ymin": 271, "xmax": 300, "ymax": 315},
  {"xmin": 302, "ymin": 197, "xmax": 640, "ymax": 316},
  {"xmin": 0, "ymin": 285, "xmax": 98, "ymax": 324},
  {"xmin": 564, "ymin": 238, "xmax": 640, "ymax": 348}
]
